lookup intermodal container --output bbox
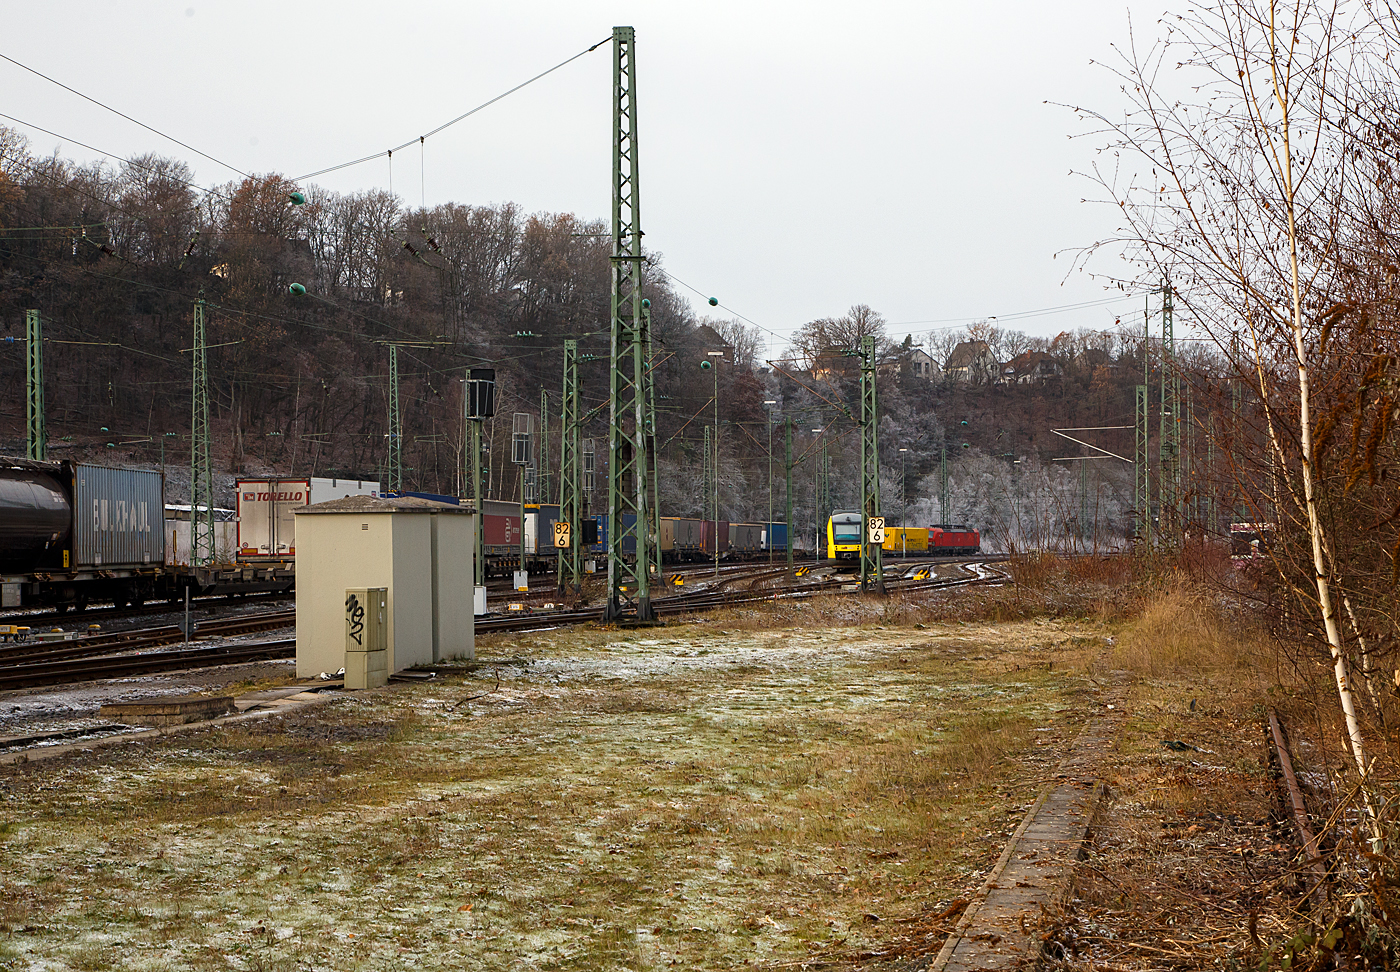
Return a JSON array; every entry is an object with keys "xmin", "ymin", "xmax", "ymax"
[
  {"xmin": 763, "ymin": 521, "xmax": 788, "ymax": 553},
  {"xmin": 71, "ymin": 464, "xmax": 164, "ymax": 568},
  {"xmin": 730, "ymin": 522, "xmax": 763, "ymax": 554},
  {"xmin": 665, "ymin": 517, "xmax": 704, "ymax": 558},
  {"xmin": 524, "ymin": 504, "xmax": 561, "ymax": 554},
  {"xmin": 480, "ymin": 499, "xmax": 522, "ymax": 547},
  {"xmin": 700, "ymin": 519, "xmax": 731, "ymax": 556}
]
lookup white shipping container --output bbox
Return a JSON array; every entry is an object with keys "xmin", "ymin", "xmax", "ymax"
[
  {"xmin": 236, "ymin": 478, "xmax": 379, "ymax": 559},
  {"xmin": 164, "ymin": 506, "xmax": 238, "ymax": 565}
]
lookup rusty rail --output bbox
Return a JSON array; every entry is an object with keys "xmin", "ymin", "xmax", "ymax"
[{"xmin": 1267, "ymin": 707, "xmax": 1328, "ymax": 905}]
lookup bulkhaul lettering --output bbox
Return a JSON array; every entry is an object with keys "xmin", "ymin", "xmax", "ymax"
[{"xmin": 91, "ymin": 499, "xmax": 151, "ymax": 533}]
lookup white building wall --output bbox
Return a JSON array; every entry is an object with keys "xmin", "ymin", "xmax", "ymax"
[
  {"xmin": 433, "ymin": 514, "xmax": 476, "ymax": 662},
  {"xmin": 294, "ymin": 507, "xmax": 475, "ymax": 679},
  {"xmin": 389, "ymin": 514, "xmax": 435, "ymax": 671}
]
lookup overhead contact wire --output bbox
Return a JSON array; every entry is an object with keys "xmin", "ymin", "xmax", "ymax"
[{"xmin": 290, "ymin": 37, "xmax": 611, "ymax": 183}]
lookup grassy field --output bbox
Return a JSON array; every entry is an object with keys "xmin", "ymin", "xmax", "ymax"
[{"xmin": 0, "ymin": 610, "xmax": 1108, "ymax": 971}]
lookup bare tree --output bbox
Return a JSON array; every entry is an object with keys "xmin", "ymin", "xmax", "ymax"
[{"xmin": 1075, "ymin": 0, "xmax": 1390, "ymax": 821}]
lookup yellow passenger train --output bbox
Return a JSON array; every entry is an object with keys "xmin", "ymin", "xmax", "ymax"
[
  {"xmin": 825, "ymin": 511, "xmax": 864, "ymax": 561},
  {"xmin": 826, "ymin": 513, "xmax": 981, "ymax": 559}
]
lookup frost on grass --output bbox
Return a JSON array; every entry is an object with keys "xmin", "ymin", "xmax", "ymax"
[{"xmin": 0, "ymin": 618, "xmax": 1101, "ymax": 970}]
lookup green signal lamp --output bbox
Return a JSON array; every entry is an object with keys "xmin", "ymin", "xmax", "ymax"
[
  {"xmin": 961, "ymin": 442, "xmax": 970, "ymax": 449},
  {"xmin": 288, "ymin": 283, "xmax": 307, "ymax": 296},
  {"xmin": 700, "ymin": 360, "xmax": 712, "ymax": 370},
  {"xmin": 100, "ymin": 427, "xmax": 109, "ymax": 432},
  {"xmin": 960, "ymin": 419, "xmax": 969, "ymax": 426},
  {"xmin": 289, "ymin": 191, "xmax": 306, "ymax": 206},
  {"xmin": 641, "ymin": 298, "xmax": 651, "ymax": 309},
  {"xmin": 707, "ymin": 297, "xmax": 718, "ymax": 306}
]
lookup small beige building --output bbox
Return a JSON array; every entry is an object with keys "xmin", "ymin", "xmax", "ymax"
[{"xmin": 293, "ymin": 495, "xmax": 475, "ymax": 679}]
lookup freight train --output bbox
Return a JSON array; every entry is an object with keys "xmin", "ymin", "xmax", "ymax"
[
  {"xmin": 387, "ymin": 493, "xmax": 790, "ymax": 577},
  {"xmin": 1, "ymin": 457, "xmax": 302, "ymax": 611},
  {"xmin": 825, "ymin": 512, "xmax": 981, "ymax": 561}
]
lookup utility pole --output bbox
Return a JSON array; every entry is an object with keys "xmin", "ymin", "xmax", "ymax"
[
  {"xmin": 512, "ymin": 413, "xmax": 533, "ymax": 590},
  {"xmin": 557, "ymin": 340, "xmax": 582, "ymax": 594},
  {"xmin": 702, "ymin": 424, "xmax": 713, "ymax": 521},
  {"xmin": 765, "ymin": 400, "xmax": 777, "ymax": 563},
  {"xmin": 604, "ymin": 24, "xmax": 655, "ymax": 621},
  {"xmin": 859, "ymin": 336, "xmax": 884, "ymax": 592},
  {"xmin": 644, "ymin": 302, "xmax": 663, "ymax": 583},
  {"xmin": 190, "ymin": 298, "xmax": 215, "ymax": 566},
  {"xmin": 387, "ymin": 344, "xmax": 402, "ymax": 493},
  {"xmin": 24, "ymin": 309, "xmax": 44, "ymax": 461},
  {"xmin": 785, "ymin": 417, "xmax": 794, "ymax": 566},
  {"xmin": 899, "ymin": 447, "xmax": 909, "ymax": 555}
]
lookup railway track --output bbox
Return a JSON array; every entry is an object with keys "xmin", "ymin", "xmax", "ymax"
[
  {"xmin": 0, "ymin": 560, "xmax": 1008, "ymax": 689},
  {"xmin": 0, "ymin": 592, "xmax": 293, "ymax": 630},
  {"xmin": 0, "ymin": 639, "xmax": 297, "ymax": 691}
]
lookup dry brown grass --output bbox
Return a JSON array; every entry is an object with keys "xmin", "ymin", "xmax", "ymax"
[
  {"xmin": 0, "ymin": 620, "xmax": 1100, "ymax": 971},
  {"xmin": 1110, "ymin": 580, "xmax": 1260, "ymax": 677}
]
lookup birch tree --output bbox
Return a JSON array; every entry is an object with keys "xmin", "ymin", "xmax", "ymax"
[{"xmin": 1074, "ymin": 0, "xmax": 1392, "ymax": 818}]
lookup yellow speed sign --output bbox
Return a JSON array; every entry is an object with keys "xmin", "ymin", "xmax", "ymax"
[{"xmin": 553, "ymin": 520, "xmax": 572, "ymax": 548}]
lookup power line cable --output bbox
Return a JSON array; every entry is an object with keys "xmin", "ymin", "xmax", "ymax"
[
  {"xmin": 290, "ymin": 37, "xmax": 610, "ymax": 184},
  {"xmin": 0, "ymin": 51, "xmax": 250, "ymax": 178}
]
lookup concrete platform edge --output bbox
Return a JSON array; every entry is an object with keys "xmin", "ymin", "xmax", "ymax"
[{"xmin": 927, "ymin": 778, "xmax": 1110, "ymax": 971}]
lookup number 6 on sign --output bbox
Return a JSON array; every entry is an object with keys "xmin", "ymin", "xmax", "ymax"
[
  {"xmin": 553, "ymin": 520, "xmax": 572, "ymax": 548},
  {"xmin": 867, "ymin": 516, "xmax": 886, "ymax": 544}
]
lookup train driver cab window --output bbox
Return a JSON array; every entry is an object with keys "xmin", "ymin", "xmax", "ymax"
[{"xmin": 832, "ymin": 521, "xmax": 861, "ymax": 542}]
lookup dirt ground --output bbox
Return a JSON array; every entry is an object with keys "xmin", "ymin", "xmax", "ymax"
[
  {"xmin": 0, "ymin": 610, "xmax": 1110, "ymax": 971},
  {"xmin": 1046, "ymin": 651, "xmax": 1325, "ymax": 970}
]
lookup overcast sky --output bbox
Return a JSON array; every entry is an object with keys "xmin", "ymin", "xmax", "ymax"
[{"xmin": 2, "ymin": 1, "xmax": 1169, "ymax": 355}]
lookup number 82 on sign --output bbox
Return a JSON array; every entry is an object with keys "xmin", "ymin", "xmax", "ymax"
[
  {"xmin": 552, "ymin": 521, "xmax": 572, "ymax": 548},
  {"xmin": 867, "ymin": 516, "xmax": 885, "ymax": 544}
]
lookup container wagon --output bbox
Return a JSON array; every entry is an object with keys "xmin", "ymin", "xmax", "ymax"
[
  {"xmin": 763, "ymin": 521, "xmax": 788, "ymax": 557},
  {"xmin": 882, "ymin": 526, "xmax": 929, "ymax": 556}
]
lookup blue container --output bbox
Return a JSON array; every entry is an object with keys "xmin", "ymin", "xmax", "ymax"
[{"xmin": 765, "ymin": 521, "xmax": 788, "ymax": 552}]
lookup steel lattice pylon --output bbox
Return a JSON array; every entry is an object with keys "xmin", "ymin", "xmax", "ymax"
[
  {"xmin": 1157, "ymin": 281, "xmax": 1180, "ymax": 540},
  {"xmin": 190, "ymin": 298, "xmax": 215, "ymax": 566},
  {"xmin": 858, "ymin": 336, "xmax": 884, "ymax": 592},
  {"xmin": 702, "ymin": 424, "xmax": 713, "ymax": 521},
  {"xmin": 604, "ymin": 25, "xmax": 655, "ymax": 620},
  {"xmin": 539, "ymin": 388, "xmax": 551, "ymax": 507},
  {"xmin": 557, "ymin": 339, "xmax": 582, "ymax": 594},
  {"xmin": 387, "ymin": 345, "xmax": 402, "ymax": 493},
  {"xmin": 1135, "ymin": 384, "xmax": 1150, "ymax": 544},
  {"xmin": 25, "ymin": 309, "xmax": 44, "ymax": 461}
]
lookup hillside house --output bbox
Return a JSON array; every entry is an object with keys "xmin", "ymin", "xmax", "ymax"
[
  {"xmin": 1001, "ymin": 350, "xmax": 1063, "ymax": 384},
  {"xmin": 944, "ymin": 340, "xmax": 999, "ymax": 383}
]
